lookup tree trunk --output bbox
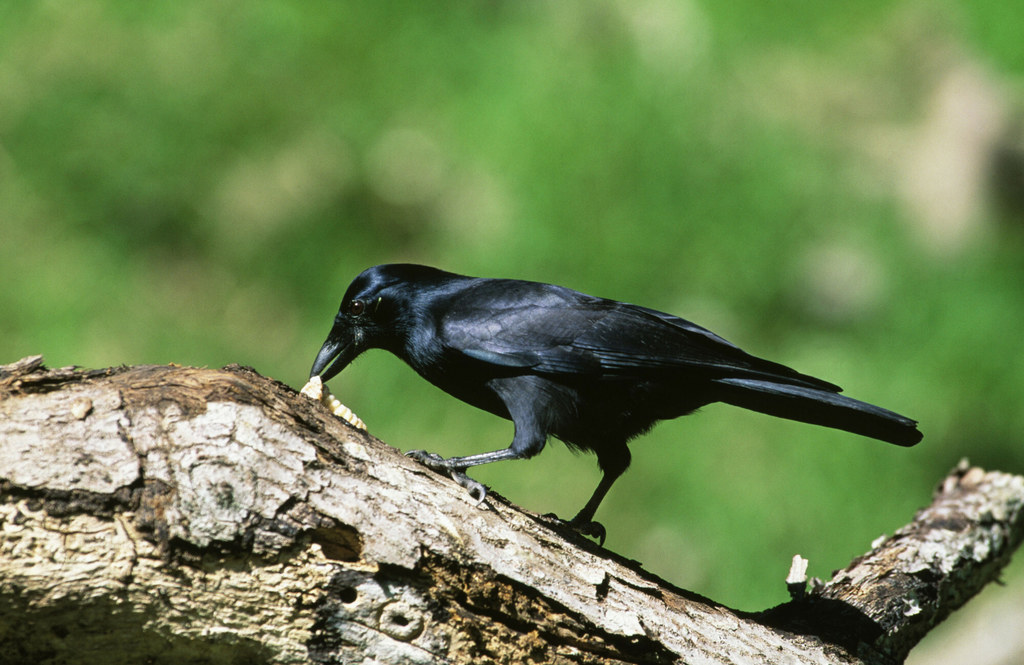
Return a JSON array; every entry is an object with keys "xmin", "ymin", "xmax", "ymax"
[{"xmin": 1, "ymin": 355, "xmax": 1021, "ymax": 665}]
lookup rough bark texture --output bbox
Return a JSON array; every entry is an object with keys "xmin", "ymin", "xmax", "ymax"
[{"xmin": 0, "ymin": 356, "xmax": 1021, "ymax": 665}]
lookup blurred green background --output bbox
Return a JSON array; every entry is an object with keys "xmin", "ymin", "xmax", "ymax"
[{"xmin": 3, "ymin": 0, "xmax": 1023, "ymax": 659}]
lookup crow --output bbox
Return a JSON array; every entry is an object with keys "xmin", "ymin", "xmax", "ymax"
[{"xmin": 309, "ymin": 263, "xmax": 921, "ymax": 542}]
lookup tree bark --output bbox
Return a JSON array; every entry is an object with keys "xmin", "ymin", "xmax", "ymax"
[{"xmin": 0, "ymin": 355, "xmax": 1021, "ymax": 665}]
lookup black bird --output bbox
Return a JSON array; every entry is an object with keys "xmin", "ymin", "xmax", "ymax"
[{"xmin": 309, "ymin": 264, "xmax": 921, "ymax": 541}]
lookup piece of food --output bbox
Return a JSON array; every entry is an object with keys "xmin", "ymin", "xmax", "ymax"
[
  {"xmin": 300, "ymin": 375, "xmax": 367, "ymax": 430},
  {"xmin": 300, "ymin": 375, "xmax": 324, "ymax": 400}
]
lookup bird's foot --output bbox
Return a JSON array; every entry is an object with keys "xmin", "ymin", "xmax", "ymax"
[
  {"xmin": 452, "ymin": 472, "xmax": 487, "ymax": 505},
  {"xmin": 406, "ymin": 449, "xmax": 445, "ymax": 467},
  {"xmin": 539, "ymin": 512, "xmax": 607, "ymax": 546},
  {"xmin": 406, "ymin": 450, "xmax": 488, "ymax": 505},
  {"xmin": 569, "ymin": 518, "xmax": 607, "ymax": 546}
]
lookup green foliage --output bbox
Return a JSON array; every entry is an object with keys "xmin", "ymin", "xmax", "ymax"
[{"xmin": 2, "ymin": 0, "xmax": 1022, "ymax": 610}]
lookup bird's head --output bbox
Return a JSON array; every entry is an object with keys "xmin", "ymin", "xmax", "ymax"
[{"xmin": 309, "ymin": 263, "xmax": 455, "ymax": 381}]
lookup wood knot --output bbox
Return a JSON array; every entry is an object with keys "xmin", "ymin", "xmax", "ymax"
[{"xmin": 379, "ymin": 601, "xmax": 424, "ymax": 641}]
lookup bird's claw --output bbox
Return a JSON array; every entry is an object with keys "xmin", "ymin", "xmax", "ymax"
[
  {"xmin": 406, "ymin": 449, "xmax": 446, "ymax": 467},
  {"xmin": 449, "ymin": 470, "xmax": 487, "ymax": 505},
  {"xmin": 539, "ymin": 513, "xmax": 607, "ymax": 545},
  {"xmin": 570, "ymin": 519, "xmax": 607, "ymax": 546},
  {"xmin": 406, "ymin": 450, "xmax": 488, "ymax": 506}
]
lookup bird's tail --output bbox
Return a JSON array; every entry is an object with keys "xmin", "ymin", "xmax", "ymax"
[{"xmin": 711, "ymin": 378, "xmax": 922, "ymax": 446}]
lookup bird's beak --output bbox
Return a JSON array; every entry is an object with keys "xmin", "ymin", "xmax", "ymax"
[{"xmin": 309, "ymin": 329, "xmax": 356, "ymax": 382}]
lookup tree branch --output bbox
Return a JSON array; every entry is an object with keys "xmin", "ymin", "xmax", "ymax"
[{"xmin": 1, "ymin": 356, "xmax": 1020, "ymax": 664}]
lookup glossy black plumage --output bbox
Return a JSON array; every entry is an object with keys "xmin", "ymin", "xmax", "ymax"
[{"xmin": 310, "ymin": 264, "xmax": 921, "ymax": 541}]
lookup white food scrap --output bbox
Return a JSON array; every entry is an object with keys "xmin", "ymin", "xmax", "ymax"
[
  {"xmin": 300, "ymin": 375, "xmax": 324, "ymax": 400},
  {"xmin": 300, "ymin": 375, "xmax": 367, "ymax": 430}
]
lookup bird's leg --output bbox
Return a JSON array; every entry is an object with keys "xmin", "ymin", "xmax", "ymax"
[
  {"xmin": 406, "ymin": 448, "xmax": 526, "ymax": 505},
  {"xmin": 407, "ymin": 394, "xmax": 548, "ymax": 509},
  {"xmin": 409, "ymin": 380, "xmax": 550, "ymax": 508},
  {"xmin": 567, "ymin": 475, "xmax": 616, "ymax": 545},
  {"xmin": 570, "ymin": 473, "xmax": 615, "ymax": 526},
  {"xmin": 568, "ymin": 449, "xmax": 631, "ymax": 545}
]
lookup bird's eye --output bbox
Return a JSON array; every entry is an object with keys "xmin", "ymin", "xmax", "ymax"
[{"xmin": 348, "ymin": 299, "xmax": 366, "ymax": 316}]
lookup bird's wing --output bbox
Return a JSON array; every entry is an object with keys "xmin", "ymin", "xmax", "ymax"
[{"xmin": 439, "ymin": 280, "xmax": 839, "ymax": 391}]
